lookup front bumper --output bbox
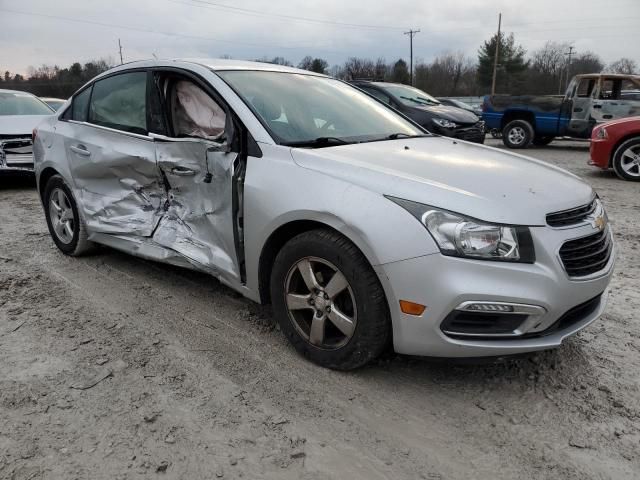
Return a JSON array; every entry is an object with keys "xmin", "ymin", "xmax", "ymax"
[
  {"xmin": 589, "ymin": 137, "xmax": 612, "ymax": 169},
  {"xmin": 0, "ymin": 138, "xmax": 34, "ymax": 173},
  {"xmin": 434, "ymin": 123, "xmax": 485, "ymax": 144},
  {"xmin": 376, "ymin": 223, "xmax": 615, "ymax": 357}
]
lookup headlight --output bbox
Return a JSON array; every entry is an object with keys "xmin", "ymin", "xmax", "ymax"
[
  {"xmin": 594, "ymin": 127, "xmax": 608, "ymax": 139},
  {"xmin": 388, "ymin": 197, "xmax": 535, "ymax": 263},
  {"xmin": 432, "ymin": 118, "xmax": 458, "ymax": 129}
]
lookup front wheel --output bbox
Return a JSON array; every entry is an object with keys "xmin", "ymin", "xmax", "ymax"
[
  {"xmin": 612, "ymin": 137, "xmax": 640, "ymax": 181},
  {"xmin": 270, "ymin": 229, "xmax": 391, "ymax": 370},
  {"xmin": 502, "ymin": 120, "xmax": 534, "ymax": 149},
  {"xmin": 43, "ymin": 175, "xmax": 95, "ymax": 255}
]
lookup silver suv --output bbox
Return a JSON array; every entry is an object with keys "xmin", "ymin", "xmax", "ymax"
[{"xmin": 33, "ymin": 59, "xmax": 615, "ymax": 369}]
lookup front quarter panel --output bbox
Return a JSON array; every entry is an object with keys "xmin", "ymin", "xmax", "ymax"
[{"xmin": 243, "ymin": 144, "xmax": 440, "ymax": 300}]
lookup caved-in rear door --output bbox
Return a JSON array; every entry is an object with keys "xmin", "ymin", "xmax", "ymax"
[{"xmin": 153, "ymin": 140, "xmax": 241, "ymax": 283}]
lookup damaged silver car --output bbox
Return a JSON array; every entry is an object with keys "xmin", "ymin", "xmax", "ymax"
[
  {"xmin": 1, "ymin": 89, "xmax": 54, "ymax": 173},
  {"xmin": 34, "ymin": 59, "xmax": 614, "ymax": 369}
]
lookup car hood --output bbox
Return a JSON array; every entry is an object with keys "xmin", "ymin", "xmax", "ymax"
[
  {"xmin": 414, "ymin": 104, "xmax": 479, "ymax": 123},
  {"xmin": 0, "ymin": 115, "xmax": 52, "ymax": 137},
  {"xmin": 290, "ymin": 136, "xmax": 594, "ymax": 226}
]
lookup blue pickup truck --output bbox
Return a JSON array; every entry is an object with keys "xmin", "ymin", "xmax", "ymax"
[{"xmin": 482, "ymin": 73, "xmax": 640, "ymax": 148}]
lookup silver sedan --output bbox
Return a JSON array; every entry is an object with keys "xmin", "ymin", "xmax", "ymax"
[{"xmin": 33, "ymin": 59, "xmax": 615, "ymax": 369}]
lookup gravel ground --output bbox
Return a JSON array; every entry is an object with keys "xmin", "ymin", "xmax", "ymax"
[{"xmin": 0, "ymin": 138, "xmax": 638, "ymax": 480}]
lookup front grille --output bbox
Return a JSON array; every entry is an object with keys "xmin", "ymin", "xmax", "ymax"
[
  {"xmin": 546, "ymin": 199, "xmax": 597, "ymax": 227},
  {"xmin": 559, "ymin": 228, "xmax": 612, "ymax": 277}
]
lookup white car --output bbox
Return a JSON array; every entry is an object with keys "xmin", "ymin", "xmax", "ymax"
[
  {"xmin": 33, "ymin": 59, "xmax": 615, "ymax": 369},
  {"xmin": 1, "ymin": 89, "xmax": 54, "ymax": 173}
]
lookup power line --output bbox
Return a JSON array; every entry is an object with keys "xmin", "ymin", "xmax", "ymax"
[
  {"xmin": 169, "ymin": 0, "xmax": 409, "ymax": 30},
  {"xmin": 0, "ymin": 7, "xmax": 344, "ymax": 54}
]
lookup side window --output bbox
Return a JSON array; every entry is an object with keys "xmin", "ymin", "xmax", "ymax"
[
  {"xmin": 599, "ymin": 79, "xmax": 619, "ymax": 100},
  {"xmin": 363, "ymin": 87, "xmax": 392, "ymax": 105},
  {"xmin": 620, "ymin": 79, "xmax": 640, "ymax": 101},
  {"xmin": 89, "ymin": 72, "xmax": 147, "ymax": 134},
  {"xmin": 169, "ymin": 79, "xmax": 226, "ymax": 140},
  {"xmin": 576, "ymin": 79, "xmax": 595, "ymax": 98},
  {"xmin": 69, "ymin": 86, "xmax": 91, "ymax": 121}
]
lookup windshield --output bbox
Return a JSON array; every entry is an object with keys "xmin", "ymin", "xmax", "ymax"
[
  {"xmin": 382, "ymin": 84, "xmax": 441, "ymax": 107},
  {"xmin": 217, "ymin": 71, "xmax": 423, "ymax": 146},
  {"xmin": 0, "ymin": 92, "xmax": 54, "ymax": 116}
]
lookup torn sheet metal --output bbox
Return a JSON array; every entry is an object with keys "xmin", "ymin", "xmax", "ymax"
[
  {"xmin": 64, "ymin": 126, "xmax": 165, "ymax": 236},
  {"xmin": 154, "ymin": 140, "xmax": 240, "ymax": 282},
  {"xmin": 0, "ymin": 137, "xmax": 34, "ymax": 172}
]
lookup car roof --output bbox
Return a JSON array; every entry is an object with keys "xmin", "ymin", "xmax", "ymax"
[
  {"xmin": 96, "ymin": 58, "xmax": 326, "ymax": 79},
  {"xmin": 0, "ymin": 89, "xmax": 38, "ymax": 96},
  {"xmin": 40, "ymin": 97, "xmax": 66, "ymax": 101},
  {"xmin": 575, "ymin": 73, "xmax": 640, "ymax": 80}
]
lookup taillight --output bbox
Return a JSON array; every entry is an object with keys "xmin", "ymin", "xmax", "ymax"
[{"xmin": 32, "ymin": 128, "xmax": 37, "ymax": 142}]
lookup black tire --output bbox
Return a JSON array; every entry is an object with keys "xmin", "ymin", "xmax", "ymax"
[
  {"xmin": 502, "ymin": 119, "xmax": 534, "ymax": 149},
  {"xmin": 533, "ymin": 135, "xmax": 554, "ymax": 146},
  {"xmin": 612, "ymin": 136, "xmax": 640, "ymax": 182},
  {"xmin": 43, "ymin": 175, "xmax": 95, "ymax": 256},
  {"xmin": 270, "ymin": 229, "xmax": 391, "ymax": 370}
]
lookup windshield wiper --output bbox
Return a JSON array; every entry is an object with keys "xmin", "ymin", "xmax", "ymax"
[{"xmin": 282, "ymin": 137, "xmax": 350, "ymax": 148}]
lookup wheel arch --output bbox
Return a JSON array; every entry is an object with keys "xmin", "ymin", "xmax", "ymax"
[
  {"xmin": 257, "ymin": 218, "xmax": 381, "ymax": 305},
  {"xmin": 38, "ymin": 167, "xmax": 62, "ymax": 201},
  {"xmin": 501, "ymin": 110, "xmax": 536, "ymax": 131}
]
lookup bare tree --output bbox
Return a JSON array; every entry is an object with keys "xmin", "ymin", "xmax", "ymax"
[{"xmin": 606, "ymin": 57, "xmax": 638, "ymax": 74}]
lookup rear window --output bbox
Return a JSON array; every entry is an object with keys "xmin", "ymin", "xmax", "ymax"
[
  {"xmin": 0, "ymin": 92, "xmax": 54, "ymax": 116},
  {"xmin": 89, "ymin": 72, "xmax": 147, "ymax": 134}
]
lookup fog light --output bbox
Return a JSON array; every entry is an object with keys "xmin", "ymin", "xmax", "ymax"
[{"xmin": 465, "ymin": 303, "xmax": 515, "ymax": 313}]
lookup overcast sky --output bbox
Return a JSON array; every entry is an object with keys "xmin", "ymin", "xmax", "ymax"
[{"xmin": 1, "ymin": 0, "xmax": 639, "ymax": 75}]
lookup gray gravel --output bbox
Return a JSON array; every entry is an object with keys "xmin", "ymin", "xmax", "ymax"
[{"xmin": 1, "ymin": 139, "xmax": 639, "ymax": 479}]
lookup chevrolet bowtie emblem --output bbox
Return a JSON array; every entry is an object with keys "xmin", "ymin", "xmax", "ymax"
[{"xmin": 591, "ymin": 214, "xmax": 606, "ymax": 231}]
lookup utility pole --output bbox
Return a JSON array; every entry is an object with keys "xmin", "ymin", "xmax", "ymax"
[
  {"xmin": 565, "ymin": 45, "xmax": 575, "ymax": 91},
  {"xmin": 118, "ymin": 39, "xmax": 124, "ymax": 65},
  {"xmin": 491, "ymin": 13, "xmax": 502, "ymax": 95},
  {"xmin": 404, "ymin": 29, "xmax": 420, "ymax": 85}
]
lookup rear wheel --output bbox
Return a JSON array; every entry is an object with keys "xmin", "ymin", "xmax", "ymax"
[
  {"xmin": 270, "ymin": 229, "xmax": 391, "ymax": 370},
  {"xmin": 43, "ymin": 175, "xmax": 95, "ymax": 255},
  {"xmin": 612, "ymin": 137, "xmax": 640, "ymax": 181},
  {"xmin": 502, "ymin": 120, "xmax": 534, "ymax": 149},
  {"xmin": 533, "ymin": 135, "xmax": 554, "ymax": 146}
]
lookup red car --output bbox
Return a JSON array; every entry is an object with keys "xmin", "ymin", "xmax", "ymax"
[{"xmin": 590, "ymin": 117, "xmax": 640, "ymax": 181}]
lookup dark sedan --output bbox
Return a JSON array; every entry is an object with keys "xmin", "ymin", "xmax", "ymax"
[{"xmin": 351, "ymin": 81, "xmax": 485, "ymax": 143}]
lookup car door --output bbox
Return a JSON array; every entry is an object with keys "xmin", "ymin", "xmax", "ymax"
[
  {"xmin": 150, "ymin": 71, "xmax": 242, "ymax": 282},
  {"xmin": 565, "ymin": 77, "xmax": 596, "ymax": 137},
  {"xmin": 61, "ymin": 71, "xmax": 166, "ymax": 236},
  {"xmin": 592, "ymin": 77, "xmax": 640, "ymax": 123}
]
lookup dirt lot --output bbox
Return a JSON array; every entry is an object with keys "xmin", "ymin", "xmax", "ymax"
[{"xmin": 1, "ymin": 139, "xmax": 639, "ymax": 480}]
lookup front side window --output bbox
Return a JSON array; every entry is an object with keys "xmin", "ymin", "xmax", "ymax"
[
  {"xmin": 0, "ymin": 92, "xmax": 53, "ymax": 116},
  {"xmin": 380, "ymin": 84, "xmax": 441, "ymax": 107},
  {"xmin": 170, "ymin": 80, "xmax": 226, "ymax": 140},
  {"xmin": 89, "ymin": 72, "xmax": 147, "ymax": 134},
  {"xmin": 217, "ymin": 71, "xmax": 422, "ymax": 146},
  {"xmin": 577, "ymin": 79, "xmax": 595, "ymax": 98}
]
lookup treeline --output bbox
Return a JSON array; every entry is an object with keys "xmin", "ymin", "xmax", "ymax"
[{"xmin": 2, "ymin": 33, "xmax": 637, "ymax": 98}]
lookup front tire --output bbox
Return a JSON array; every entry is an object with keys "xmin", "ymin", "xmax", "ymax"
[
  {"xmin": 502, "ymin": 120, "xmax": 534, "ymax": 149},
  {"xmin": 612, "ymin": 137, "xmax": 640, "ymax": 181},
  {"xmin": 270, "ymin": 229, "xmax": 391, "ymax": 370},
  {"xmin": 43, "ymin": 175, "xmax": 95, "ymax": 255}
]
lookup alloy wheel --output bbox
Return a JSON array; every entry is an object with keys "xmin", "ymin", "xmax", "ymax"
[
  {"xmin": 284, "ymin": 257, "xmax": 357, "ymax": 350},
  {"xmin": 49, "ymin": 188, "xmax": 75, "ymax": 244},
  {"xmin": 508, "ymin": 127, "xmax": 526, "ymax": 146},
  {"xmin": 620, "ymin": 146, "xmax": 640, "ymax": 177}
]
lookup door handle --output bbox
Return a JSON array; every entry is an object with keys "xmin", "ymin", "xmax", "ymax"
[
  {"xmin": 70, "ymin": 145, "xmax": 91, "ymax": 156},
  {"xmin": 592, "ymin": 104, "xmax": 602, "ymax": 109},
  {"xmin": 573, "ymin": 107, "xmax": 583, "ymax": 112},
  {"xmin": 171, "ymin": 166, "xmax": 196, "ymax": 176}
]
